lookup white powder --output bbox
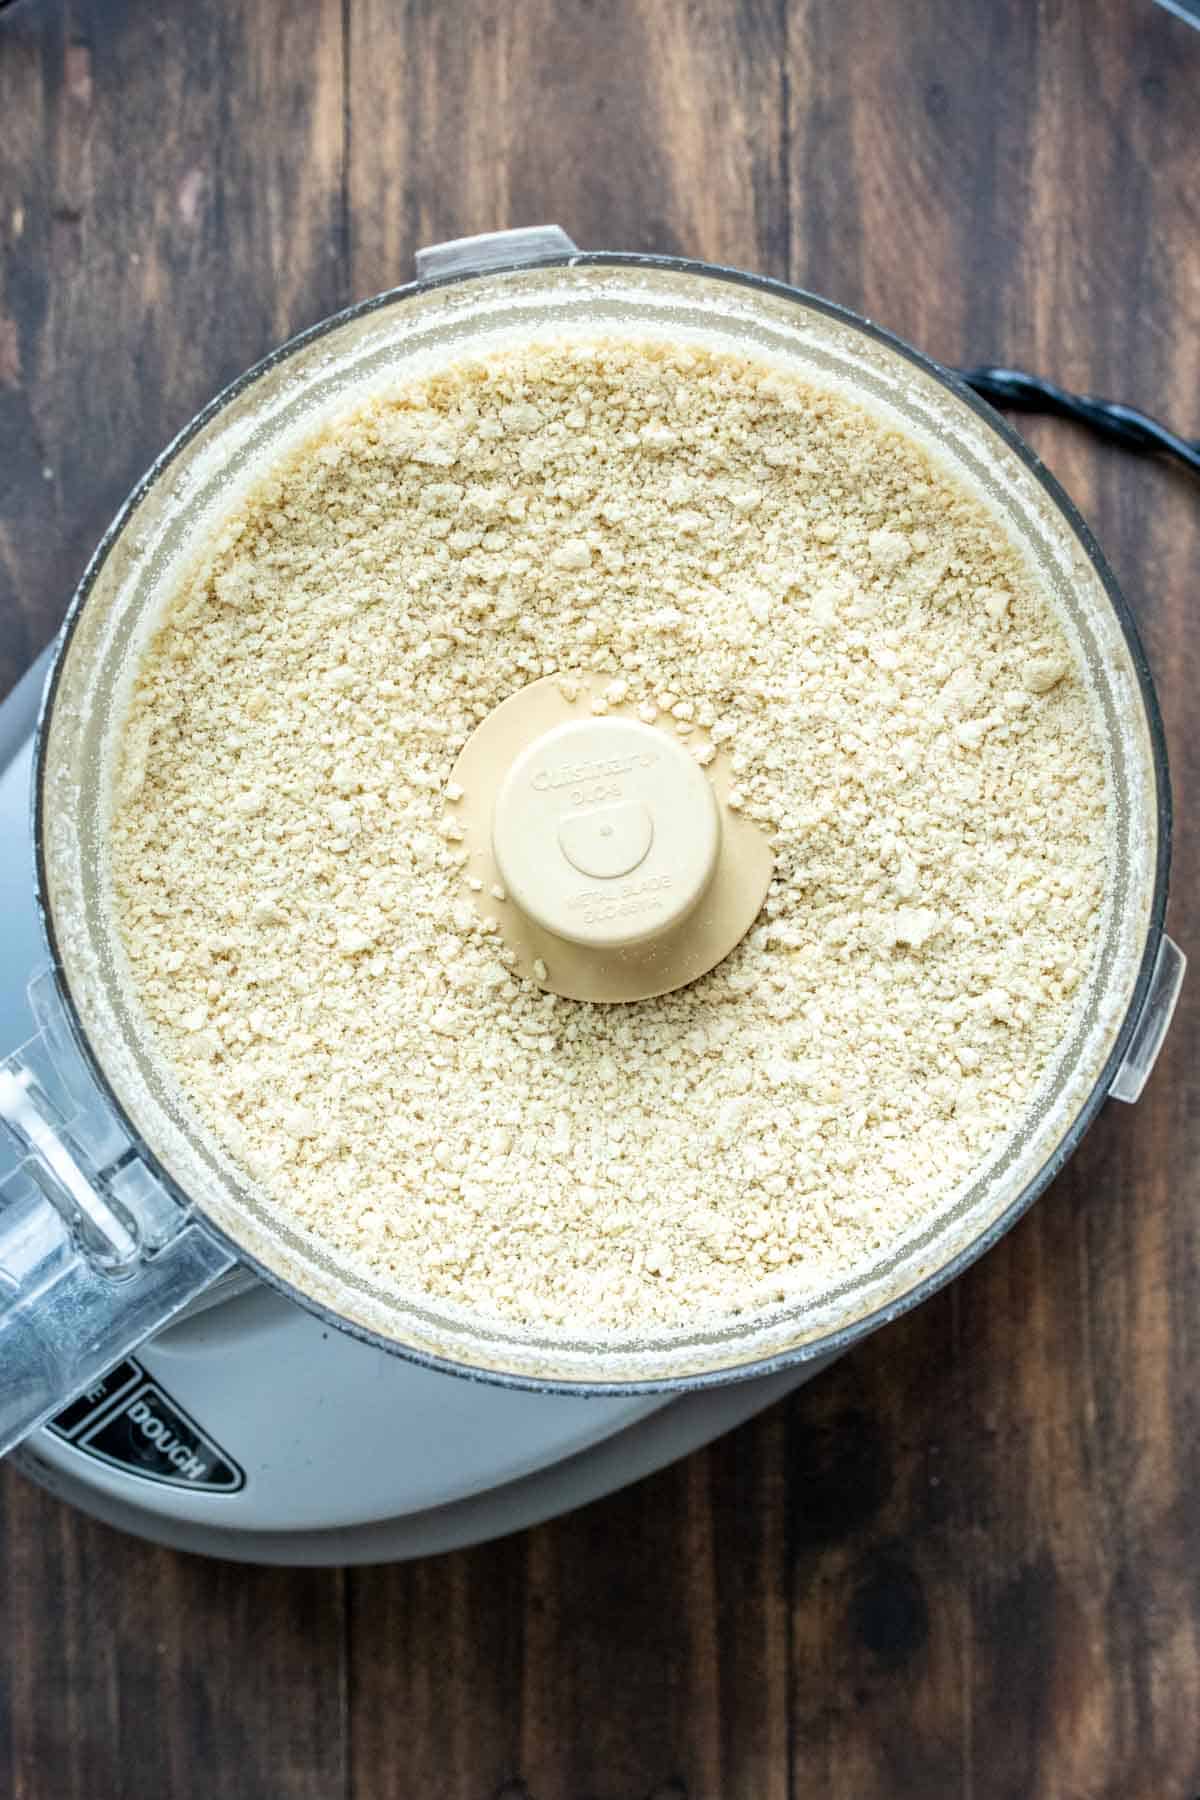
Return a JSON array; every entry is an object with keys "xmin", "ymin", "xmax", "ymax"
[{"xmin": 110, "ymin": 337, "xmax": 1108, "ymax": 1331}]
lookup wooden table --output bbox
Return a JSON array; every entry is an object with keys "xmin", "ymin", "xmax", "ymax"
[{"xmin": 2, "ymin": 2, "xmax": 1198, "ymax": 1794}]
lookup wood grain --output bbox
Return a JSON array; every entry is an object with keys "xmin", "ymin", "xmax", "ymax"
[
  {"xmin": 2, "ymin": 1, "xmax": 1200, "ymax": 1796},
  {"xmin": 0, "ymin": 0, "xmax": 346, "ymax": 696},
  {"xmin": 346, "ymin": 0, "xmax": 788, "ymax": 297}
]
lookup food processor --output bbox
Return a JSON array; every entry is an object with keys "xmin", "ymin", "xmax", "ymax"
[{"xmin": 0, "ymin": 228, "xmax": 1183, "ymax": 1563}]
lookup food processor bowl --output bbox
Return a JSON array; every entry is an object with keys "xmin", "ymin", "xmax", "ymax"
[{"xmin": 0, "ymin": 227, "xmax": 1182, "ymax": 1452}]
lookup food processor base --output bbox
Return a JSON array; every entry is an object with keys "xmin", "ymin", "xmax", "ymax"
[
  {"xmin": 12, "ymin": 1360, "xmax": 812, "ymax": 1565},
  {"xmin": 1, "ymin": 654, "xmax": 817, "ymax": 1563}
]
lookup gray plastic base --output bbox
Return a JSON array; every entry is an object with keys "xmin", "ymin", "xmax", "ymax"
[{"xmin": 13, "ymin": 1361, "xmax": 813, "ymax": 1564}]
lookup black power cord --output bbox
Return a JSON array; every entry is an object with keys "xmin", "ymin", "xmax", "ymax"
[{"xmin": 957, "ymin": 365, "xmax": 1200, "ymax": 476}]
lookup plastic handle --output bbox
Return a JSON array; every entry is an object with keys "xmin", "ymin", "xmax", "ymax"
[
  {"xmin": 0, "ymin": 971, "xmax": 235, "ymax": 1457},
  {"xmin": 1108, "ymin": 934, "xmax": 1186, "ymax": 1103},
  {"xmin": 414, "ymin": 224, "xmax": 580, "ymax": 285}
]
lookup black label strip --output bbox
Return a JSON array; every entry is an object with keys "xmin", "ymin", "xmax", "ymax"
[{"xmin": 47, "ymin": 1363, "xmax": 245, "ymax": 1493}]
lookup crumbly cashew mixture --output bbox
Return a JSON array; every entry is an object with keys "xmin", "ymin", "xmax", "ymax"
[{"xmin": 110, "ymin": 338, "xmax": 1107, "ymax": 1330}]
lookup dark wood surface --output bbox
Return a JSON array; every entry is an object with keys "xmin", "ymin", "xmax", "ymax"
[{"xmin": 1, "ymin": 1, "xmax": 1198, "ymax": 1794}]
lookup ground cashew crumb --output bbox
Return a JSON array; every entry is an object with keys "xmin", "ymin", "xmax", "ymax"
[{"xmin": 110, "ymin": 336, "xmax": 1109, "ymax": 1332}]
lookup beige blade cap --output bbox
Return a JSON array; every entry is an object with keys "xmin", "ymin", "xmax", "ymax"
[{"xmin": 447, "ymin": 675, "xmax": 773, "ymax": 1003}]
